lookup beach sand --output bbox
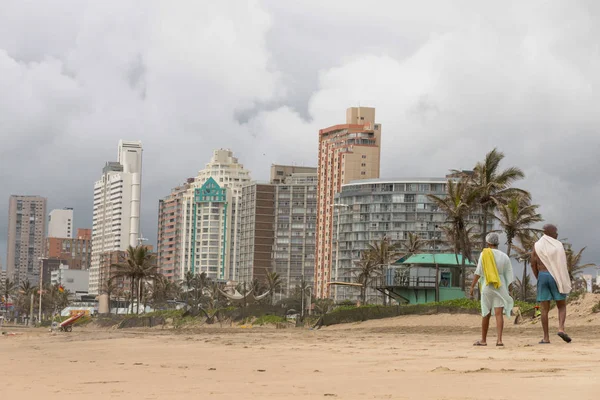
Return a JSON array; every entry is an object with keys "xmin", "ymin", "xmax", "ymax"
[{"xmin": 1, "ymin": 305, "xmax": 600, "ymax": 399}]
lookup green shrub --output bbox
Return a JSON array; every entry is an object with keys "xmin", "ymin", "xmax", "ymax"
[
  {"xmin": 592, "ymin": 302, "xmax": 600, "ymax": 314},
  {"xmin": 320, "ymin": 298, "xmax": 537, "ymax": 327},
  {"xmin": 253, "ymin": 315, "xmax": 286, "ymax": 326}
]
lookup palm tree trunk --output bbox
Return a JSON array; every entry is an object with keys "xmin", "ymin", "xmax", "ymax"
[
  {"xmin": 521, "ymin": 261, "xmax": 528, "ymax": 301},
  {"xmin": 137, "ymin": 278, "xmax": 142, "ymax": 314},
  {"xmin": 507, "ymin": 241, "xmax": 512, "ymax": 257},
  {"xmin": 130, "ymin": 278, "xmax": 135, "ymax": 314},
  {"xmin": 481, "ymin": 204, "xmax": 489, "ymax": 249}
]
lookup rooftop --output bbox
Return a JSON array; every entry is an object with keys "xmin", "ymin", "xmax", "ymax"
[{"xmin": 344, "ymin": 177, "xmax": 448, "ymax": 186}]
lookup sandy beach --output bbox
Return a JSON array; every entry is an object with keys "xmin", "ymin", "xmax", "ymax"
[{"xmin": 2, "ymin": 304, "xmax": 600, "ymax": 399}]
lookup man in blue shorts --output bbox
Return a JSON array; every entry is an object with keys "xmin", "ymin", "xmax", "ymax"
[{"xmin": 531, "ymin": 224, "xmax": 572, "ymax": 344}]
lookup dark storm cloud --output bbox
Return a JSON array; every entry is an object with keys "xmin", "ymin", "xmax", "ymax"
[{"xmin": 1, "ymin": 0, "xmax": 599, "ymax": 277}]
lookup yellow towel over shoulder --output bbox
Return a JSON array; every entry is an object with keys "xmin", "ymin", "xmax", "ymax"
[{"xmin": 481, "ymin": 248, "xmax": 501, "ymax": 289}]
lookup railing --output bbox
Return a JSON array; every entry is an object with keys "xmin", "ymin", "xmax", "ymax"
[{"xmin": 372, "ymin": 269, "xmax": 436, "ymax": 289}]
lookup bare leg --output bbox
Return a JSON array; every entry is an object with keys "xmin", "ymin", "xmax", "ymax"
[
  {"xmin": 540, "ymin": 301, "xmax": 550, "ymax": 343},
  {"xmin": 480, "ymin": 313, "xmax": 491, "ymax": 344},
  {"xmin": 556, "ymin": 299, "xmax": 567, "ymax": 333},
  {"xmin": 494, "ymin": 307, "xmax": 504, "ymax": 345}
]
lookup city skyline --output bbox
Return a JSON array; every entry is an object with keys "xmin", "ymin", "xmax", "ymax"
[{"xmin": 1, "ymin": 1, "xmax": 600, "ymax": 275}]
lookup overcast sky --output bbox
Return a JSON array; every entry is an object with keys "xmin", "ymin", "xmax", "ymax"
[{"xmin": 1, "ymin": 1, "xmax": 599, "ymax": 277}]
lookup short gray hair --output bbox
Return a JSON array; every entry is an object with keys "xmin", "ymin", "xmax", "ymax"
[{"xmin": 485, "ymin": 232, "xmax": 499, "ymax": 245}]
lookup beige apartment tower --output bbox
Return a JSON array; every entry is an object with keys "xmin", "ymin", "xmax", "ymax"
[
  {"xmin": 314, "ymin": 107, "xmax": 381, "ymax": 298},
  {"xmin": 6, "ymin": 195, "xmax": 47, "ymax": 284}
]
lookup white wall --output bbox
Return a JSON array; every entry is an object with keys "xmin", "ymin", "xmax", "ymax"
[
  {"xmin": 51, "ymin": 267, "xmax": 89, "ymax": 294},
  {"xmin": 48, "ymin": 209, "xmax": 74, "ymax": 239}
]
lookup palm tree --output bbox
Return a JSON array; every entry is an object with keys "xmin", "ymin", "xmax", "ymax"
[
  {"xmin": 149, "ymin": 276, "xmax": 181, "ymax": 309},
  {"xmin": 428, "ymin": 179, "xmax": 479, "ymax": 289},
  {"xmin": 354, "ymin": 251, "xmax": 382, "ymax": 304},
  {"xmin": 1, "ymin": 278, "xmax": 16, "ymax": 307},
  {"xmin": 400, "ymin": 232, "xmax": 428, "ymax": 258},
  {"xmin": 495, "ymin": 195, "xmax": 543, "ymax": 256},
  {"xmin": 511, "ymin": 276, "xmax": 535, "ymax": 301},
  {"xmin": 19, "ymin": 279, "xmax": 33, "ymax": 295},
  {"xmin": 366, "ymin": 237, "xmax": 402, "ymax": 266},
  {"xmin": 563, "ymin": 244, "xmax": 596, "ymax": 282},
  {"xmin": 265, "ymin": 272, "xmax": 283, "ymax": 305},
  {"xmin": 471, "ymin": 148, "xmax": 529, "ymax": 249},
  {"xmin": 111, "ymin": 245, "xmax": 158, "ymax": 314},
  {"xmin": 513, "ymin": 232, "xmax": 541, "ymax": 300}
]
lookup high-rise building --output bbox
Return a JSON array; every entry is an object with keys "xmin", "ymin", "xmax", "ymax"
[
  {"xmin": 46, "ymin": 228, "xmax": 92, "ymax": 271},
  {"xmin": 272, "ymin": 171, "xmax": 318, "ymax": 295},
  {"xmin": 315, "ymin": 107, "xmax": 382, "ymax": 298},
  {"xmin": 89, "ymin": 140, "xmax": 143, "ymax": 295},
  {"xmin": 6, "ymin": 195, "xmax": 47, "ymax": 284},
  {"xmin": 238, "ymin": 183, "xmax": 276, "ymax": 285},
  {"xmin": 238, "ymin": 166, "xmax": 318, "ymax": 295},
  {"xmin": 180, "ymin": 149, "xmax": 251, "ymax": 281},
  {"xmin": 48, "ymin": 208, "xmax": 74, "ymax": 239},
  {"xmin": 157, "ymin": 178, "xmax": 194, "ymax": 281}
]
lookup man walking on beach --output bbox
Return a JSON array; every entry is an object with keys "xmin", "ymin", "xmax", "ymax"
[
  {"xmin": 470, "ymin": 233, "xmax": 514, "ymax": 347},
  {"xmin": 531, "ymin": 224, "xmax": 572, "ymax": 344}
]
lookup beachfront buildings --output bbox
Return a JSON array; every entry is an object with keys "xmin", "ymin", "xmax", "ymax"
[
  {"xmin": 46, "ymin": 228, "xmax": 92, "ymax": 271},
  {"xmin": 238, "ymin": 166, "xmax": 318, "ymax": 294},
  {"xmin": 332, "ymin": 178, "xmax": 491, "ymax": 302},
  {"xmin": 47, "ymin": 208, "xmax": 74, "ymax": 239},
  {"xmin": 157, "ymin": 179, "xmax": 194, "ymax": 281},
  {"xmin": 315, "ymin": 107, "xmax": 382, "ymax": 298},
  {"xmin": 6, "ymin": 195, "xmax": 47, "ymax": 284},
  {"xmin": 89, "ymin": 140, "xmax": 143, "ymax": 295},
  {"xmin": 178, "ymin": 149, "xmax": 252, "ymax": 281}
]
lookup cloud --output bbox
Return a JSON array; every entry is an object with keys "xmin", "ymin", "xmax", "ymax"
[{"xmin": 1, "ymin": 0, "xmax": 598, "ymax": 275}]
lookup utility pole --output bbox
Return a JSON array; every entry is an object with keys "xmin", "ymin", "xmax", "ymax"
[
  {"xmin": 38, "ymin": 258, "xmax": 44, "ymax": 325},
  {"xmin": 29, "ymin": 293, "xmax": 34, "ymax": 327},
  {"xmin": 301, "ymin": 275, "xmax": 305, "ymax": 319},
  {"xmin": 242, "ymin": 281, "xmax": 247, "ymax": 321}
]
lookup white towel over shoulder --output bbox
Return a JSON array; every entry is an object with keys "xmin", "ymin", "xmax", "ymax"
[{"xmin": 534, "ymin": 235, "xmax": 572, "ymax": 294}]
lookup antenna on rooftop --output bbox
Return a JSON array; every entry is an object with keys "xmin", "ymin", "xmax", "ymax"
[{"xmin": 137, "ymin": 234, "xmax": 148, "ymax": 246}]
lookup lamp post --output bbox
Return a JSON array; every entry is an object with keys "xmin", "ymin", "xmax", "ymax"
[{"xmin": 331, "ymin": 203, "xmax": 349, "ymax": 303}]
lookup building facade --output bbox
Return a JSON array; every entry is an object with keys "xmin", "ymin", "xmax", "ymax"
[
  {"xmin": 238, "ymin": 167, "xmax": 318, "ymax": 295},
  {"xmin": 315, "ymin": 107, "xmax": 382, "ymax": 298},
  {"xmin": 51, "ymin": 267, "xmax": 90, "ymax": 296},
  {"xmin": 157, "ymin": 179, "xmax": 194, "ymax": 281},
  {"xmin": 6, "ymin": 195, "xmax": 47, "ymax": 284},
  {"xmin": 333, "ymin": 178, "xmax": 490, "ymax": 301},
  {"xmin": 270, "ymin": 165, "xmax": 318, "ymax": 185},
  {"xmin": 272, "ymin": 171, "xmax": 318, "ymax": 295},
  {"xmin": 179, "ymin": 149, "xmax": 252, "ymax": 281},
  {"xmin": 46, "ymin": 228, "xmax": 92, "ymax": 271},
  {"xmin": 238, "ymin": 183, "xmax": 276, "ymax": 285},
  {"xmin": 48, "ymin": 208, "xmax": 74, "ymax": 239},
  {"xmin": 89, "ymin": 140, "xmax": 143, "ymax": 295}
]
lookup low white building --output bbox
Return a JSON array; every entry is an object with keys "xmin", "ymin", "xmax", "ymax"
[{"xmin": 51, "ymin": 266, "xmax": 89, "ymax": 297}]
